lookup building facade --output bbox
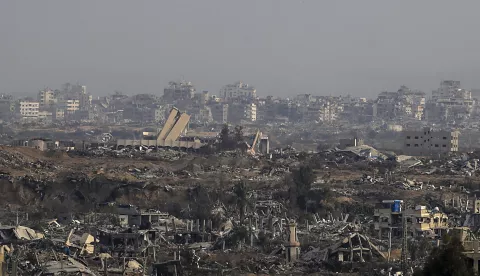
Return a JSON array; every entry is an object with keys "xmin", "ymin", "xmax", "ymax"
[
  {"xmin": 163, "ymin": 81, "xmax": 195, "ymax": 102},
  {"xmin": 210, "ymin": 103, "xmax": 228, "ymax": 123},
  {"xmin": 18, "ymin": 101, "xmax": 40, "ymax": 119},
  {"xmin": 220, "ymin": 82, "xmax": 256, "ymax": 100},
  {"xmin": 244, "ymin": 103, "xmax": 257, "ymax": 122},
  {"xmin": 403, "ymin": 127, "xmax": 459, "ymax": 156},
  {"xmin": 65, "ymin": 99, "xmax": 80, "ymax": 114},
  {"xmin": 428, "ymin": 81, "xmax": 474, "ymax": 122},
  {"xmin": 374, "ymin": 200, "xmax": 449, "ymax": 239},
  {"xmin": 38, "ymin": 89, "xmax": 56, "ymax": 108}
]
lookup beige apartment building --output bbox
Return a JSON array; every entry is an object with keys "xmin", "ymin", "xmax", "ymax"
[
  {"xmin": 244, "ymin": 103, "xmax": 257, "ymax": 122},
  {"xmin": 65, "ymin": 99, "xmax": 80, "ymax": 114},
  {"xmin": 403, "ymin": 127, "xmax": 459, "ymax": 156}
]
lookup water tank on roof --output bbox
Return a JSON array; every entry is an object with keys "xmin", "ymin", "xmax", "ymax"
[{"xmin": 392, "ymin": 200, "xmax": 402, "ymax": 213}]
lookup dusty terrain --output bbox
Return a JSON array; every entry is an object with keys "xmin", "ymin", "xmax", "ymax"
[{"xmin": 0, "ymin": 145, "xmax": 469, "ymax": 221}]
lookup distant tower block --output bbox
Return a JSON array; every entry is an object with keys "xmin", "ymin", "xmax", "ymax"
[{"xmin": 286, "ymin": 222, "xmax": 300, "ymax": 263}]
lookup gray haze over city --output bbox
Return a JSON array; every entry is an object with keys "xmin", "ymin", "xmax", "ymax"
[
  {"xmin": 2, "ymin": 0, "xmax": 480, "ymax": 97},
  {"xmin": 4, "ymin": 1, "xmax": 480, "ymax": 275}
]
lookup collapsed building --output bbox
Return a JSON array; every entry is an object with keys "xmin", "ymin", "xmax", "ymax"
[{"xmin": 117, "ymin": 107, "xmax": 209, "ymax": 150}]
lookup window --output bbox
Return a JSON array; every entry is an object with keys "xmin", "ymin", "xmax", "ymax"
[
  {"xmin": 435, "ymin": 144, "xmax": 439, "ymax": 147},
  {"xmin": 415, "ymin": 144, "xmax": 419, "ymax": 147},
  {"xmin": 406, "ymin": 144, "xmax": 411, "ymax": 147},
  {"xmin": 443, "ymin": 137, "xmax": 447, "ymax": 140},
  {"xmin": 442, "ymin": 145, "xmax": 447, "ymax": 147},
  {"xmin": 415, "ymin": 136, "xmax": 419, "ymax": 139},
  {"xmin": 407, "ymin": 136, "xmax": 411, "ymax": 139}
]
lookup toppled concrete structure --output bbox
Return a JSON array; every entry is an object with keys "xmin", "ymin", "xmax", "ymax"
[
  {"xmin": 0, "ymin": 226, "xmax": 44, "ymax": 242},
  {"xmin": 312, "ymin": 233, "xmax": 385, "ymax": 262},
  {"xmin": 38, "ymin": 256, "xmax": 96, "ymax": 275},
  {"xmin": 116, "ymin": 107, "xmax": 206, "ymax": 150}
]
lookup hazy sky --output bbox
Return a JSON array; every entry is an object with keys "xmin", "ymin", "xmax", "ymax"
[{"xmin": 2, "ymin": 0, "xmax": 480, "ymax": 98}]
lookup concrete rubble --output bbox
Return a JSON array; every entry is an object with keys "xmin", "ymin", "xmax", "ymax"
[{"xmin": 2, "ymin": 141, "xmax": 480, "ymax": 275}]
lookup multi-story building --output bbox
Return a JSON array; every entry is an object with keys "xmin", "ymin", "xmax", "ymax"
[
  {"xmin": 18, "ymin": 101, "xmax": 40, "ymax": 119},
  {"xmin": 244, "ymin": 103, "xmax": 257, "ymax": 122},
  {"xmin": 53, "ymin": 108, "xmax": 65, "ymax": 120},
  {"xmin": 58, "ymin": 83, "xmax": 91, "ymax": 111},
  {"xmin": 210, "ymin": 103, "xmax": 228, "ymax": 123},
  {"xmin": 193, "ymin": 91, "xmax": 209, "ymax": 105},
  {"xmin": 191, "ymin": 106, "xmax": 213, "ymax": 123},
  {"xmin": 403, "ymin": 127, "xmax": 459, "ymax": 156},
  {"xmin": 0, "ymin": 95, "xmax": 14, "ymax": 120},
  {"xmin": 295, "ymin": 94, "xmax": 314, "ymax": 105},
  {"xmin": 428, "ymin": 81, "xmax": 474, "ymax": 122},
  {"xmin": 163, "ymin": 81, "xmax": 195, "ymax": 102},
  {"xmin": 302, "ymin": 97, "xmax": 339, "ymax": 123},
  {"xmin": 374, "ymin": 86, "xmax": 426, "ymax": 120},
  {"xmin": 432, "ymin": 80, "xmax": 467, "ymax": 100},
  {"xmin": 76, "ymin": 85, "xmax": 92, "ymax": 111},
  {"xmin": 38, "ymin": 89, "xmax": 56, "ymax": 108},
  {"xmin": 339, "ymin": 97, "xmax": 375, "ymax": 123},
  {"xmin": 374, "ymin": 200, "xmax": 449, "ymax": 239},
  {"xmin": 65, "ymin": 99, "xmax": 80, "ymax": 114},
  {"xmin": 220, "ymin": 82, "xmax": 256, "ymax": 101}
]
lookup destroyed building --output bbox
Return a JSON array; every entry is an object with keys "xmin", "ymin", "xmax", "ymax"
[
  {"xmin": 163, "ymin": 80, "xmax": 195, "ymax": 102},
  {"xmin": 116, "ymin": 107, "xmax": 206, "ymax": 149},
  {"xmin": 426, "ymin": 80, "xmax": 475, "ymax": 122},
  {"xmin": 374, "ymin": 200, "xmax": 449, "ymax": 239}
]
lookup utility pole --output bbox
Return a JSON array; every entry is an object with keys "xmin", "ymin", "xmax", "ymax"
[
  {"xmin": 388, "ymin": 228, "xmax": 392, "ymax": 262},
  {"xmin": 401, "ymin": 202, "xmax": 409, "ymax": 275}
]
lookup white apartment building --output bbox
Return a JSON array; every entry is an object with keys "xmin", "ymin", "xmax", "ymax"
[
  {"xmin": 19, "ymin": 101, "xmax": 40, "ymax": 119},
  {"xmin": 220, "ymin": 82, "xmax": 256, "ymax": 100},
  {"xmin": 403, "ymin": 127, "xmax": 459, "ymax": 156},
  {"xmin": 244, "ymin": 103, "xmax": 257, "ymax": 122}
]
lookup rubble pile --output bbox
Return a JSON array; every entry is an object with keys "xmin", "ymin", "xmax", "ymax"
[{"xmin": 1, "ymin": 143, "xmax": 480, "ymax": 275}]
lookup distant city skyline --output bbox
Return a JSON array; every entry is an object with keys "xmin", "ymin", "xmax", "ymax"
[{"xmin": 3, "ymin": 0, "xmax": 480, "ymax": 97}]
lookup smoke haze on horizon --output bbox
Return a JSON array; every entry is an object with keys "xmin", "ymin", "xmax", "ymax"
[{"xmin": 2, "ymin": 0, "xmax": 480, "ymax": 98}]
